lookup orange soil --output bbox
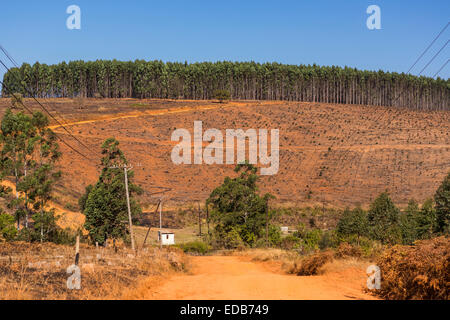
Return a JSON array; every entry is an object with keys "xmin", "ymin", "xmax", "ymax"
[
  {"xmin": 1, "ymin": 98, "xmax": 449, "ymax": 211},
  {"xmin": 141, "ymin": 255, "xmax": 377, "ymax": 300}
]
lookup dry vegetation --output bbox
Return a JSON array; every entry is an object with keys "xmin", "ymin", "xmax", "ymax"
[
  {"xmin": 0, "ymin": 242, "xmax": 189, "ymax": 300},
  {"xmin": 236, "ymin": 245, "xmax": 370, "ymax": 277},
  {"xmin": 375, "ymin": 236, "xmax": 449, "ymax": 300}
]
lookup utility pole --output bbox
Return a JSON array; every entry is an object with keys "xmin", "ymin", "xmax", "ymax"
[
  {"xmin": 143, "ymin": 199, "xmax": 161, "ymax": 248},
  {"xmin": 159, "ymin": 198, "xmax": 163, "ymax": 249},
  {"xmin": 265, "ymin": 198, "xmax": 269, "ymax": 247},
  {"xmin": 206, "ymin": 203, "xmax": 210, "ymax": 235},
  {"xmin": 123, "ymin": 166, "xmax": 135, "ymax": 252},
  {"xmin": 198, "ymin": 202, "xmax": 202, "ymax": 236},
  {"xmin": 109, "ymin": 164, "xmax": 136, "ymax": 252}
]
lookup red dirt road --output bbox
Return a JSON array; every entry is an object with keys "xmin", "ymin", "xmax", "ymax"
[{"xmin": 145, "ymin": 256, "xmax": 377, "ymax": 300}]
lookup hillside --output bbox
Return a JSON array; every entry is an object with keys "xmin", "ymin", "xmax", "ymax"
[{"xmin": 0, "ymin": 98, "xmax": 448, "ymax": 210}]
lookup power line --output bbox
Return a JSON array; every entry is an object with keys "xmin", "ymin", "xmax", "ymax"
[
  {"xmin": 0, "ymin": 79, "xmax": 94, "ymax": 161},
  {"xmin": 405, "ymin": 22, "xmax": 449, "ymax": 74},
  {"xmin": 0, "ymin": 45, "xmax": 75, "ymax": 131},
  {"xmin": 391, "ymin": 22, "xmax": 450, "ymax": 105},
  {"xmin": 0, "ymin": 56, "xmax": 95, "ymax": 156},
  {"xmin": 432, "ymin": 59, "xmax": 449, "ymax": 78},
  {"xmin": 336, "ymin": 23, "xmax": 450, "ymax": 201},
  {"xmin": 417, "ymin": 39, "xmax": 449, "ymax": 75}
]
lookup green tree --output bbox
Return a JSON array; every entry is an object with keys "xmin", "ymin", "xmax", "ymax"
[
  {"xmin": 336, "ymin": 207, "xmax": 369, "ymax": 240},
  {"xmin": 416, "ymin": 198, "xmax": 437, "ymax": 239},
  {"xmin": 434, "ymin": 172, "xmax": 450, "ymax": 234},
  {"xmin": 367, "ymin": 192, "xmax": 401, "ymax": 244},
  {"xmin": 82, "ymin": 138, "xmax": 142, "ymax": 245},
  {"xmin": 207, "ymin": 162, "xmax": 274, "ymax": 247},
  {"xmin": 399, "ymin": 199, "xmax": 419, "ymax": 244},
  {"xmin": 78, "ymin": 184, "xmax": 93, "ymax": 212}
]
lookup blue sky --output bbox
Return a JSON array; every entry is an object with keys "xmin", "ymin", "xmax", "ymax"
[{"xmin": 0, "ymin": 0, "xmax": 449, "ymax": 84}]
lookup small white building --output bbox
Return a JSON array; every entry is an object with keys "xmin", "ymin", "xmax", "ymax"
[
  {"xmin": 281, "ymin": 226, "xmax": 289, "ymax": 234},
  {"xmin": 158, "ymin": 231, "xmax": 175, "ymax": 245}
]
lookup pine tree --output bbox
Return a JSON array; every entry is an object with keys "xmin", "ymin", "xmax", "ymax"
[
  {"xmin": 367, "ymin": 192, "xmax": 402, "ymax": 244},
  {"xmin": 434, "ymin": 172, "xmax": 450, "ymax": 234}
]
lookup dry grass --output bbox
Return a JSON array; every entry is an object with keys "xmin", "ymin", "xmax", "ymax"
[
  {"xmin": 234, "ymin": 247, "xmax": 372, "ymax": 277},
  {"xmin": 375, "ymin": 236, "xmax": 449, "ymax": 300},
  {"xmin": 0, "ymin": 242, "xmax": 189, "ymax": 300},
  {"xmin": 288, "ymin": 251, "xmax": 335, "ymax": 275}
]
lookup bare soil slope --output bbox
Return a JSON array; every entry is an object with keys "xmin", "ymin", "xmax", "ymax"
[{"xmin": 0, "ymin": 98, "xmax": 448, "ymax": 209}]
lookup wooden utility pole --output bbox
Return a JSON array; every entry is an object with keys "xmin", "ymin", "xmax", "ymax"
[
  {"xmin": 123, "ymin": 166, "xmax": 135, "ymax": 251},
  {"xmin": 198, "ymin": 202, "xmax": 202, "ymax": 236},
  {"xmin": 206, "ymin": 204, "xmax": 210, "ymax": 235},
  {"xmin": 109, "ymin": 164, "xmax": 136, "ymax": 252},
  {"xmin": 265, "ymin": 198, "xmax": 269, "ymax": 247},
  {"xmin": 159, "ymin": 198, "xmax": 163, "ymax": 249},
  {"xmin": 142, "ymin": 199, "xmax": 161, "ymax": 248},
  {"xmin": 75, "ymin": 235, "xmax": 80, "ymax": 265}
]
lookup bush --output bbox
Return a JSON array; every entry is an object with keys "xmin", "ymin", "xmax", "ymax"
[
  {"xmin": 178, "ymin": 241, "xmax": 211, "ymax": 255},
  {"xmin": 303, "ymin": 229, "xmax": 322, "ymax": 253},
  {"xmin": 210, "ymin": 226, "xmax": 245, "ymax": 250},
  {"xmin": 291, "ymin": 251, "xmax": 334, "ymax": 275},
  {"xmin": 0, "ymin": 213, "xmax": 17, "ymax": 241},
  {"xmin": 319, "ymin": 230, "xmax": 339, "ymax": 250},
  {"xmin": 335, "ymin": 242, "xmax": 362, "ymax": 258},
  {"xmin": 375, "ymin": 237, "xmax": 449, "ymax": 300},
  {"xmin": 280, "ymin": 235, "xmax": 302, "ymax": 250},
  {"xmin": 268, "ymin": 225, "xmax": 282, "ymax": 246},
  {"xmin": 213, "ymin": 89, "xmax": 231, "ymax": 103}
]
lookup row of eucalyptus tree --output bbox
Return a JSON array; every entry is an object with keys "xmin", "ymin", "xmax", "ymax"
[{"xmin": 2, "ymin": 60, "xmax": 448, "ymax": 110}]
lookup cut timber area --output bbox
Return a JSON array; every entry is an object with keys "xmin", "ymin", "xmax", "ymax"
[{"xmin": 0, "ymin": 98, "xmax": 448, "ymax": 210}]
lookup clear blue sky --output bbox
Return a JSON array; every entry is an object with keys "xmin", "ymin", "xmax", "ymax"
[{"xmin": 0, "ymin": 0, "xmax": 449, "ymax": 84}]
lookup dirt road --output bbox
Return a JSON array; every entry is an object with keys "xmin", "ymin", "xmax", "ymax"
[{"xmin": 144, "ymin": 256, "xmax": 377, "ymax": 300}]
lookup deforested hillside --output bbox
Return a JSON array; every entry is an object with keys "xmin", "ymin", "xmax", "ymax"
[
  {"xmin": 0, "ymin": 98, "xmax": 447, "ymax": 209},
  {"xmin": 2, "ymin": 61, "xmax": 449, "ymax": 111}
]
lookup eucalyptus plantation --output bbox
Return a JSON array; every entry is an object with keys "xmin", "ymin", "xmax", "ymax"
[{"xmin": 2, "ymin": 61, "xmax": 448, "ymax": 110}]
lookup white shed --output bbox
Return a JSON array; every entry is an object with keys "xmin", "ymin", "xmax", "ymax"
[
  {"xmin": 158, "ymin": 232, "xmax": 175, "ymax": 245},
  {"xmin": 281, "ymin": 226, "xmax": 289, "ymax": 234}
]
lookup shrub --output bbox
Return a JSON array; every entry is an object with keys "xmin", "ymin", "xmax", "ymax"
[
  {"xmin": 213, "ymin": 89, "xmax": 231, "ymax": 103},
  {"xmin": 335, "ymin": 242, "xmax": 362, "ymax": 258},
  {"xmin": 291, "ymin": 251, "xmax": 334, "ymax": 275},
  {"xmin": 210, "ymin": 226, "xmax": 245, "ymax": 250},
  {"xmin": 303, "ymin": 229, "xmax": 322, "ymax": 252},
  {"xmin": 268, "ymin": 225, "xmax": 282, "ymax": 246},
  {"xmin": 375, "ymin": 237, "xmax": 449, "ymax": 300},
  {"xmin": 178, "ymin": 241, "xmax": 211, "ymax": 255},
  {"xmin": 0, "ymin": 213, "xmax": 17, "ymax": 241},
  {"xmin": 319, "ymin": 230, "xmax": 339, "ymax": 250},
  {"xmin": 280, "ymin": 235, "xmax": 302, "ymax": 250}
]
